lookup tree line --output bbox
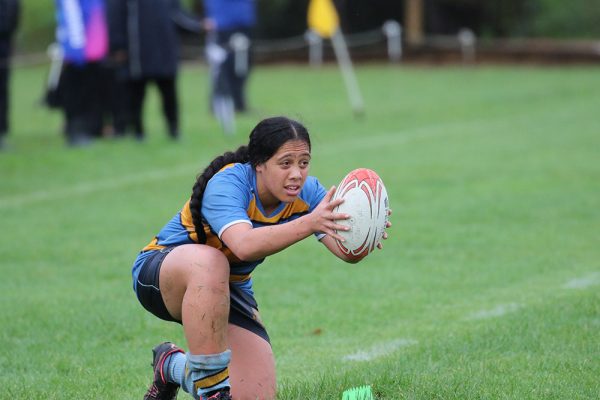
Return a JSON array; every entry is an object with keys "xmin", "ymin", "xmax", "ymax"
[{"xmin": 15, "ymin": 0, "xmax": 600, "ymax": 55}]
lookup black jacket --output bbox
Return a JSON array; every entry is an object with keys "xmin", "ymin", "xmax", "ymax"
[
  {"xmin": 109, "ymin": 0, "xmax": 200, "ymax": 79},
  {"xmin": 0, "ymin": 0, "xmax": 19, "ymax": 38},
  {"xmin": 0, "ymin": 0, "xmax": 19, "ymax": 60}
]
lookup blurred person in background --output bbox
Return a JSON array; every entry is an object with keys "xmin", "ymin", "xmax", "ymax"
[
  {"xmin": 201, "ymin": 0, "xmax": 256, "ymax": 116},
  {"xmin": 55, "ymin": 0, "xmax": 108, "ymax": 147},
  {"xmin": 102, "ymin": 0, "xmax": 132, "ymax": 138},
  {"xmin": 0, "ymin": 0, "xmax": 19, "ymax": 151},
  {"xmin": 110, "ymin": 0, "xmax": 201, "ymax": 142}
]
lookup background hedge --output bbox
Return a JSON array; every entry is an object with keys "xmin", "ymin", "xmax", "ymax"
[{"xmin": 13, "ymin": 0, "xmax": 600, "ymax": 55}]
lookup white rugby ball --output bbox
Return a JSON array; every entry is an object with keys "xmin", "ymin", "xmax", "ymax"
[{"xmin": 332, "ymin": 168, "xmax": 389, "ymax": 261}]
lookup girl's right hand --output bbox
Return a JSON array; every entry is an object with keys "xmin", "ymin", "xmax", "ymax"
[{"xmin": 310, "ymin": 186, "xmax": 350, "ymax": 242}]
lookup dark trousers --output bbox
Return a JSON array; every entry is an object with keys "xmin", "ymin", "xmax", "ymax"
[
  {"xmin": 99, "ymin": 62, "xmax": 131, "ymax": 136},
  {"xmin": 61, "ymin": 62, "xmax": 104, "ymax": 144},
  {"xmin": 0, "ymin": 62, "xmax": 8, "ymax": 136},
  {"xmin": 0, "ymin": 38, "xmax": 12, "ymax": 137},
  {"xmin": 129, "ymin": 77, "xmax": 178, "ymax": 139}
]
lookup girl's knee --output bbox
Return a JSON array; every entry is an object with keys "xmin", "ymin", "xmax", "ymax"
[{"xmin": 191, "ymin": 246, "xmax": 230, "ymax": 283}]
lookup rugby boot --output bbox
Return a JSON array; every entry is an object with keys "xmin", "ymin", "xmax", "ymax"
[
  {"xmin": 144, "ymin": 342, "xmax": 185, "ymax": 400},
  {"xmin": 204, "ymin": 388, "xmax": 232, "ymax": 400}
]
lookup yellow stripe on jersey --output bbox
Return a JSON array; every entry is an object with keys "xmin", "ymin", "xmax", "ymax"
[
  {"xmin": 219, "ymin": 163, "xmax": 237, "ymax": 172},
  {"xmin": 141, "ymin": 201, "xmax": 199, "ymax": 251},
  {"xmin": 142, "ymin": 237, "xmax": 166, "ymax": 252},
  {"xmin": 246, "ymin": 197, "xmax": 311, "ymax": 224},
  {"xmin": 180, "ymin": 200, "xmax": 201, "ymax": 243},
  {"xmin": 194, "ymin": 367, "xmax": 230, "ymax": 391},
  {"xmin": 230, "ymin": 274, "xmax": 251, "ymax": 282},
  {"xmin": 181, "ymin": 199, "xmax": 242, "ymax": 265}
]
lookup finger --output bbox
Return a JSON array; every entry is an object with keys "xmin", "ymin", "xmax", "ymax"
[
  {"xmin": 332, "ymin": 222, "xmax": 350, "ymax": 232},
  {"xmin": 328, "ymin": 196, "xmax": 345, "ymax": 209},
  {"xmin": 377, "ymin": 242, "xmax": 384, "ymax": 249},
  {"xmin": 323, "ymin": 186, "xmax": 337, "ymax": 202},
  {"xmin": 386, "ymin": 221, "xmax": 392, "ymax": 228},
  {"xmin": 387, "ymin": 208, "xmax": 393, "ymax": 216},
  {"xmin": 328, "ymin": 230, "xmax": 346, "ymax": 242},
  {"xmin": 382, "ymin": 232, "xmax": 388, "ymax": 240},
  {"xmin": 331, "ymin": 212, "xmax": 350, "ymax": 221}
]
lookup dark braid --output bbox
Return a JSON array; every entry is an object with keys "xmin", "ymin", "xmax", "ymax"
[{"xmin": 190, "ymin": 145, "xmax": 249, "ymax": 243}]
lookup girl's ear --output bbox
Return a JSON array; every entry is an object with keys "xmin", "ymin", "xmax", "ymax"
[{"xmin": 255, "ymin": 163, "xmax": 264, "ymax": 174}]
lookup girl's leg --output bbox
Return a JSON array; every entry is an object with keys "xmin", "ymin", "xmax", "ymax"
[
  {"xmin": 228, "ymin": 324, "xmax": 277, "ymax": 400},
  {"xmin": 160, "ymin": 244, "xmax": 230, "ymax": 354},
  {"xmin": 158, "ymin": 245, "xmax": 232, "ymax": 398}
]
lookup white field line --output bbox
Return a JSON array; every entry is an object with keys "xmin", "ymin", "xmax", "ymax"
[
  {"xmin": 464, "ymin": 273, "xmax": 600, "ymax": 321},
  {"xmin": 1, "ymin": 123, "xmax": 467, "ymax": 210},
  {"xmin": 342, "ymin": 338, "xmax": 417, "ymax": 362},
  {"xmin": 466, "ymin": 303, "xmax": 521, "ymax": 320},
  {"xmin": 313, "ymin": 118, "xmax": 485, "ymax": 156},
  {"xmin": 563, "ymin": 273, "xmax": 600, "ymax": 289},
  {"xmin": 0, "ymin": 164, "xmax": 199, "ymax": 209}
]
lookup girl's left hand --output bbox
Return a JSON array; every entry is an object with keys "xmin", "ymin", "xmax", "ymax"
[{"xmin": 376, "ymin": 209, "xmax": 392, "ymax": 250}]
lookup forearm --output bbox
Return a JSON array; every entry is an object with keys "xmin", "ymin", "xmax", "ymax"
[
  {"xmin": 222, "ymin": 214, "xmax": 316, "ymax": 261},
  {"xmin": 320, "ymin": 235, "xmax": 360, "ymax": 264}
]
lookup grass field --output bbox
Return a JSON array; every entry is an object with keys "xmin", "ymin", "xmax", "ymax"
[{"xmin": 1, "ymin": 61, "xmax": 599, "ymax": 399}]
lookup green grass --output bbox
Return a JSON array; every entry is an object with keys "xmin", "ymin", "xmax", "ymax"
[{"xmin": 1, "ymin": 62, "xmax": 599, "ymax": 399}]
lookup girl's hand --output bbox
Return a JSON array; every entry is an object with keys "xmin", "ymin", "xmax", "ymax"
[
  {"xmin": 376, "ymin": 209, "xmax": 392, "ymax": 250},
  {"xmin": 310, "ymin": 186, "xmax": 350, "ymax": 242}
]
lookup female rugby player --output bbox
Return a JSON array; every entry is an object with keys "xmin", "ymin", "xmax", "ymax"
[{"xmin": 132, "ymin": 116, "xmax": 391, "ymax": 400}]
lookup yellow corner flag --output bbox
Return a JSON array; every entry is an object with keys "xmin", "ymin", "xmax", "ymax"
[{"xmin": 307, "ymin": 0, "xmax": 339, "ymax": 38}]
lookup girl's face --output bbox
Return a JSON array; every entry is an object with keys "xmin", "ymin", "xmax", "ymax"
[{"xmin": 255, "ymin": 139, "xmax": 311, "ymax": 210}]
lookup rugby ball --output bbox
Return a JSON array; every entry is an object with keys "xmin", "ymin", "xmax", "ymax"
[{"xmin": 332, "ymin": 168, "xmax": 389, "ymax": 261}]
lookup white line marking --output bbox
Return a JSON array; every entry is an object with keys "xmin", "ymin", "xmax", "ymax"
[
  {"xmin": 0, "ymin": 164, "xmax": 199, "ymax": 209},
  {"xmin": 342, "ymin": 338, "xmax": 417, "ymax": 362},
  {"xmin": 0, "ymin": 120, "xmax": 483, "ymax": 210},
  {"xmin": 563, "ymin": 273, "xmax": 600, "ymax": 289},
  {"xmin": 467, "ymin": 303, "xmax": 521, "ymax": 320},
  {"xmin": 314, "ymin": 120, "xmax": 478, "ymax": 156}
]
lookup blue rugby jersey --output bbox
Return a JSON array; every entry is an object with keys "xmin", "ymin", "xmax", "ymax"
[{"xmin": 132, "ymin": 163, "xmax": 327, "ymax": 290}]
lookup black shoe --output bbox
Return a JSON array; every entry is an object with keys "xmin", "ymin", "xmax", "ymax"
[
  {"xmin": 204, "ymin": 388, "xmax": 232, "ymax": 400},
  {"xmin": 144, "ymin": 342, "xmax": 185, "ymax": 400}
]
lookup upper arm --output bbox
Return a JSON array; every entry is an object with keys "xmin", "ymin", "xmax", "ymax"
[{"xmin": 220, "ymin": 221, "xmax": 254, "ymax": 259}]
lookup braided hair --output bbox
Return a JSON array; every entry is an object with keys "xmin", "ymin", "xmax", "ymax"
[{"xmin": 190, "ymin": 116, "xmax": 311, "ymax": 243}]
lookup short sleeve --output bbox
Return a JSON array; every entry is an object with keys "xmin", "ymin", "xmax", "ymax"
[
  {"xmin": 202, "ymin": 166, "xmax": 253, "ymax": 238},
  {"xmin": 302, "ymin": 176, "xmax": 328, "ymax": 240},
  {"xmin": 307, "ymin": 177, "xmax": 327, "ymax": 211}
]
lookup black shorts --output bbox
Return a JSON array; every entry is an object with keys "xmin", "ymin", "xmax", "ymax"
[{"xmin": 135, "ymin": 247, "xmax": 270, "ymax": 344}]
